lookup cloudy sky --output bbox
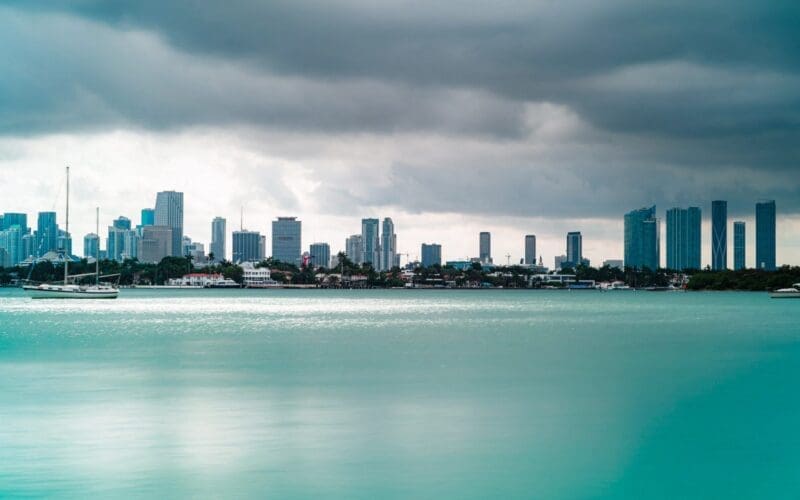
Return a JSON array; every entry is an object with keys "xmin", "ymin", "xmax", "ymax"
[{"xmin": 1, "ymin": 1, "xmax": 798, "ymax": 266}]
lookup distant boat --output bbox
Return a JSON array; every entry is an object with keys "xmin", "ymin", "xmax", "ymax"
[
  {"xmin": 770, "ymin": 284, "xmax": 800, "ymax": 299},
  {"xmin": 23, "ymin": 167, "xmax": 119, "ymax": 300}
]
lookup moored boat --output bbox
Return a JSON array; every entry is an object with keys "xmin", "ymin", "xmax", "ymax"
[{"xmin": 770, "ymin": 284, "xmax": 800, "ymax": 299}]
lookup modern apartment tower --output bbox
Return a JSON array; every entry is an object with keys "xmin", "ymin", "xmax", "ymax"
[
  {"xmin": 421, "ymin": 243, "xmax": 442, "ymax": 268},
  {"xmin": 0, "ymin": 225, "xmax": 23, "ymax": 267},
  {"xmin": 624, "ymin": 206, "xmax": 660, "ymax": 270},
  {"xmin": 1, "ymin": 213, "xmax": 28, "ymax": 233},
  {"xmin": 36, "ymin": 211, "xmax": 58, "ymax": 257},
  {"xmin": 210, "ymin": 217, "xmax": 226, "ymax": 261},
  {"xmin": 140, "ymin": 208, "xmax": 155, "ymax": 227},
  {"xmin": 666, "ymin": 207, "xmax": 701, "ymax": 270},
  {"xmin": 756, "ymin": 200, "xmax": 776, "ymax": 270},
  {"xmin": 346, "ymin": 234, "xmax": 364, "ymax": 264},
  {"xmin": 479, "ymin": 232, "xmax": 491, "ymax": 264},
  {"xmin": 524, "ymin": 235, "xmax": 536, "ymax": 265},
  {"xmin": 380, "ymin": 218, "xmax": 397, "ymax": 271},
  {"xmin": 566, "ymin": 232, "xmax": 583, "ymax": 266},
  {"xmin": 711, "ymin": 200, "xmax": 727, "ymax": 270},
  {"xmin": 232, "ymin": 230, "xmax": 262, "ymax": 263},
  {"xmin": 83, "ymin": 233, "xmax": 100, "ymax": 259},
  {"xmin": 154, "ymin": 191, "xmax": 184, "ymax": 257},
  {"xmin": 309, "ymin": 242, "xmax": 331, "ymax": 269},
  {"xmin": 733, "ymin": 221, "xmax": 746, "ymax": 271},
  {"xmin": 361, "ymin": 218, "xmax": 380, "ymax": 267},
  {"xmin": 272, "ymin": 217, "xmax": 302, "ymax": 264}
]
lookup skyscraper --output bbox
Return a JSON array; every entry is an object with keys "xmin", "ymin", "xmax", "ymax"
[
  {"xmin": 83, "ymin": 233, "xmax": 100, "ymax": 259},
  {"xmin": 107, "ymin": 216, "xmax": 135, "ymax": 261},
  {"xmin": 137, "ymin": 226, "xmax": 173, "ymax": 263},
  {"xmin": 566, "ymin": 232, "xmax": 582, "ymax": 267},
  {"xmin": 0, "ymin": 225, "xmax": 23, "ymax": 267},
  {"xmin": 232, "ymin": 230, "xmax": 261, "ymax": 263},
  {"xmin": 733, "ymin": 221, "xmax": 746, "ymax": 271},
  {"xmin": 624, "ymin": 206, "xmax": 659, "ymax": 270},
  {"xmin": 346, "ymin": 234, "xmax": 364, "ymax": 264},
  {"xmin": 210, "ymin": 217, "xmax": 226, "ymax": 261},
  {"xmin": 309, "ymin": 242, "xmax": 331, "ymax": 269},
  {"xmin": 524, "ymin": 235, "xmax": 536, "ymax": 265},
  {"xmin": 141, "ymin": 208, "xmax": 155, "ymax": 227},
  {"xmin": 711, "ymin": 200, "xmax": 727, "ymax": 270},
  {"xmin": 361, "ymin": 218, "xmax": 380, "ymax": 267},
  {"xmin": 756, "ymin": 200, "xmax": 776, "ymax": 270},
  {"xmin": 421, "ymin": 243, "xmax": 442, "ymax": 268},
  {"xmin": 272, "ymin": 217, "xmax": 301, "ymax": 264},
  {"xmin": 479, "ymin": 232, "xmax": 491, "ymax": 264},
  {"xmin": 154, "ymin": 191, "xmax": 184, "ymax": 257},
  {"xmin": 666, "ymin": 207, "xmax": 702, "ymax": 271},
  {"xmin": 380, "ymin": 218, "xmax": 397, "ymax": 271},
  {"xmin": 36, "ymin": 211, "xmax": 58, "ymax": 257},
  {"xmin": 1, "ymin": 213, "xmax": 28, "ymax": 233}
]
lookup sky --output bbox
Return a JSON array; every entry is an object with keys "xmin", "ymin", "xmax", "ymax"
[{"xmin": 1, "ymin": 1, "xmax": 798, "ymax": 267}]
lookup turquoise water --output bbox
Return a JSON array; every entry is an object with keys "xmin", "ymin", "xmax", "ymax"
[{"xmin": 1, "ymin": 288, "xmax": 799, "ymax": 499}]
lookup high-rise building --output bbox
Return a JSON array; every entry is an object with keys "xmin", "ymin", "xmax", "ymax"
[
  {"xmin": 113, "ymin": 216, "xmax": 131, "ymax": 231},
  {"xmin": 566, "ymin": 232, "xmax": 582, "ymax": 267},
  {"xmin": 711, "ymin": 200, "xmax": 727, "ymax": 270},
  {"xmin": 232, "ymin": 230, "xmax": 261, "ymax": 263},
  {"xmin": 141, "ymin": 208, "xmax": 155, "ymax": 227},
  {"xmin": 154, "ymin": 191, "xmax": 184, "ymax": 257},
  {"xmin": 421, "ymin": 243, "xmax": 442, "ymax": 268},
  {"xmin": 479, "ymin": 232, "xmax": 491, "ymax": 264},
  {"xmin": 83, "ymin": 233, "xmax": 100, "ymax": 259},
  {"xmin": 380, "ymin": 218, "xmax": 397, "ymax": 271},
  {"xmin": 309, "ymin": 242, "xmax": 331, "ymax": 269},
  {"xmin": 361, "ymin": 218, "xmax": 380, "ymax": 267},
  {"xmin": 0, "ymin": 225, "xmax": 23, "ymax": 267},
  {"xmin": 733, "ymin": 221, "xmax": 746, "ymax": 271},
  {"xmin": 22, "ymin": 234, "xmax": 36, "ymax": 262},
  {"xmin": 624, "ymin": 206, "xmax": 659, "ymax": 270},
  {"xmin": 259, "ymin": 234, "xmax": 267, "ymax": 260},
  {"xmin": 756, "ymin": 200, "xmax": 776, "ymax": 270},
  {"xmin": 137, "ymin": 226, "xmax": 173, "ymax": 263},
  {"xmin": 346, "ymin": 234, "xmax": 364, "ymax": 264},
  {"xmin": 554, "ymin": 254, "xmax": 567, "ymax": 270},
  {"xmin": 210, "ymin": 217, "xmax": 226, "ymax": 261},
  {"xmin": 36, "ymin": 211, "xmax": 58, "ymax": 257},
  {"xmin": 272, "ymin": 217, "xmax": 301, "ymax": 264},
  {"xmin": 1, "ymin": 213, "xmax": 28, "ymax": 233},
  {"xmin": 524, "ymin": 235, "xmax": 536, "ymax": 265},
  {"xmin": 666, "ymin": 207, "xmax": 702, "ymax": 271}
]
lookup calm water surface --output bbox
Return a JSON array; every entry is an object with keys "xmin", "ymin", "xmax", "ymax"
[{"xmin": 1, "ymin": 289, "xmax": 799, "ymax": 499}]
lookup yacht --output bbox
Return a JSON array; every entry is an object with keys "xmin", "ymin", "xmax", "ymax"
[
  {"xmin": 770, "ymin": 284, "xmax": 800, "ymax": 299},
  {"xmin": 23, "ymin": 168, "xmax": 119, "ymax": 299}
]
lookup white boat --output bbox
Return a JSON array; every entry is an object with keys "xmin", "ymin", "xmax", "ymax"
[
  {"xmin": 24, "ymin": 168, "xmax": 119, "ymax": 300},
  {"xmin": 770, "ymin": 284, "xmax": 800, "ymax": 299}
]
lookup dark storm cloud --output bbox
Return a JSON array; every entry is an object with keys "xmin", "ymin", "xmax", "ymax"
[{"xmin": 1, "ymin": 1, "xmax": 799, "ymax": 216}]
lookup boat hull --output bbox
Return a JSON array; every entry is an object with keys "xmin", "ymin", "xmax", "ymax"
[
  {"xmin": 23, "ymin": 286, "xmax": 119, "ymax": 299},
  {"xmin": 770, "ymin": 292, "xmax": 800, "ymax": 299}
]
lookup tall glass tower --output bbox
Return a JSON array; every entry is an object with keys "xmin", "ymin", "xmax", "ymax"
[
  {"xmin": 711, "ymin": 200, "xmax": 727, "ymax": 270},
  {"xmin": 733, "ymin": 221, "xmax": 746, "ymax": 270},
  {"xmin": 36, "ymin": 211, "xmax": 58, "ymax": 257},
  {"xmin": 566, "ymin": 232, "xmax": 582, "ymax": 266},
  {"xmin": 479, "ymin": 232, "xmax": 491, "ymax": 264},
  {"xmin": 666, "ymin": 207, "xmax": 702, "ymax": 271},
  {"xmin": 756, "ymin": 200, "xmax": 776, "ymax": 270},
  {"xmin": 210, "ymin": 217, "xmax": 226, "ymax": 261},
  {"xmin": 361, "ymin": 219, "xmax": 380, "ymax": 267},
  {"xmin": 272, "ymin": 217, "xmax": 302, "ymax": 264},
  {"xmin": 624, "ymin": 206, "xmax": 659, "ymax": 270},
  {"xmin": 380, "ymin": 218, "xmax": 397, "ymax": 271},
  {"xmin": 154, "ymin": 191, "xmax": 184, "ymax": 257},
  {"xmin": 524, "ymin": 235, "xmax": 536, "ymax": 265}
]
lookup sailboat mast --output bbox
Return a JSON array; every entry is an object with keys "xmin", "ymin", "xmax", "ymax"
[
  {"xmin": 96, "ymin": 207, "xmax": 100, "ymax": 285},
  {"xmin": 64, "ymin": 166, "xmax": 70, "ymax": 285}
]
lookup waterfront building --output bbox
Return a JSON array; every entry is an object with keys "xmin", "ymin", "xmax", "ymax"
[
  {"xmin": 734, "ymin": 221, "xmax": 746, "ymax": 270},
  {"xmin": 756, "ymin": 200, "xmax": 776, "ymax": 270},
  {"xmin": 566, "ymin": 232, "xmax": 582, "ymax": 267},
  {"xmin": 232, "ymin": 229, "xmax": 261, "ymax": 263},
  {"xmin": 380, "ymin": 218, "xmax": 397, "ymax": 271},
  {"xmin": 624, "ymin": 206, "xmax": 660, "ymax": 270},
  {"xmin": 346, "ymin": 234, "xmax": 364, "ymax": 264},
  {"xmin": 666, "ymin": 207, "xmax": 702, "ymax": 270},
  {"xmin": 524, "ymin": 235, "xmax": 536, "ymax": 265},
  {"xmin": 141, "ymin": 208, "xmax": 155, "ymax": 227},
  {"xmin": 240, "ymin": 262, "xmax": 278, "ymax": 287},
  {"xmin": 361, "ymin": 218, "xmax": 380, "ymax": 267},
  {"xmin": 1, "ymin": 213, "xmax": 28, "ymax": 233},
  {"xmin": 421, "ymin": 243, "xmax": 442, "ymax": 268},
  {"xmin": 272, "ymin": 217, "xmax": 301, "ymax": 264},
  {"xmin": 210, "ymin": 217, "xmax": 226, "ymax": 261},
  {"xmin": 83, "ymin": 233, "xmax": 100, "ymax": 259},
  {"xmin": 36, "ymin": 211, "xmax": 58, "ymax": 257},
  {"xmin": 309, "ymin": 242, "xmax": 331, "ymax": 269},
  {"xmin": 479, "ymin": 232, "xmax": 492, "ymax": 264},
  {"xmin": 0, "ymin": 225, "xmax": 23, "ymax": 267},
  {"xmin": 154, "ymin": 191, "xmax": 184, "ymax": 257},
  {"xmin": 711, "ymin": 200, "xmax": 727, "ymax": 270},
  {"xmin": 137, "ymin": 226, "xmax": 173, "ymax": 263}
]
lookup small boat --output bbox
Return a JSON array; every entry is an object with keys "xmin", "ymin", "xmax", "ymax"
[
  {"xmin": 24, "ymin": 168, "xmax": 119, "ymax": 300},
  {"xmin": 770, "ymin": 284, "xmax": 800, "ymax": 299}
]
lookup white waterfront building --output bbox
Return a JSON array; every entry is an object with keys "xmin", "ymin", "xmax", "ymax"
[{"xmin": 241, "ymin": 261, "xmax": 278, "ymax": 288}]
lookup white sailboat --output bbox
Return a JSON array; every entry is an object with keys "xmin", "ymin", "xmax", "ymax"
[
  {"xmin": 771, "ymin": 284, "xmax": 800, "ymax": 299},
  {"xmin": 23, "ymin": 167, "xmax": 119, "ymax": 299}
]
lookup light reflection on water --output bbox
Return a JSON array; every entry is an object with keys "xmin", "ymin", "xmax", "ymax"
[{"xmin": 1, "ymin": 289, "xmax": 799, "ymax": 498}]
